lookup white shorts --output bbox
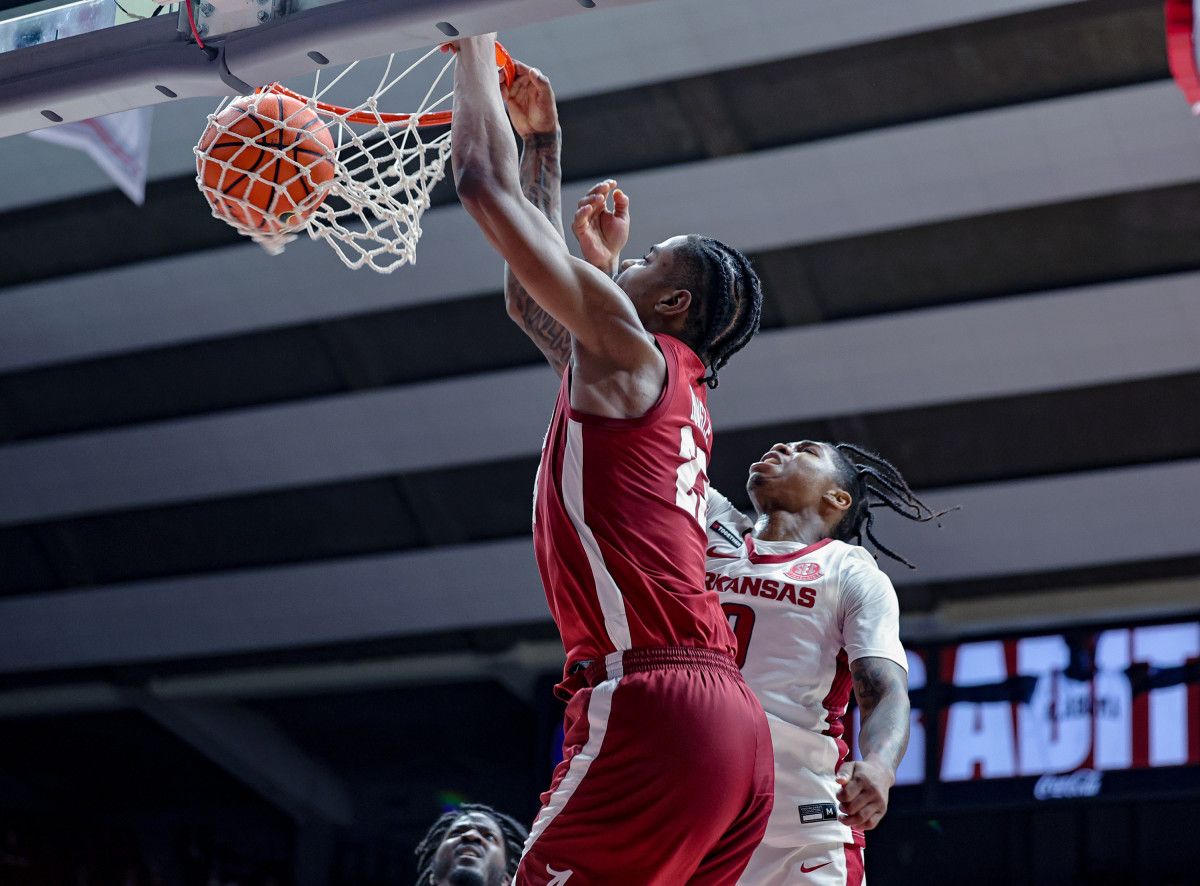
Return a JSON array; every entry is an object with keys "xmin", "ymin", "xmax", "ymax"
[
  {"xmin": 740, "ymin": 721, "xmax": 865, "ymax": 885},
  {"xmin": 754, "ymin": 721, "xmax": 854, "ymax": 850},
  {"xmin": 738, "ymin": 840, "xmax": 864, "ymax": 886}
]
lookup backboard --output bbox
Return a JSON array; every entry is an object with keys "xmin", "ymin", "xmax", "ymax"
[{"xmin": 0, "ymin": 0, "xmax": 652, "ymax": 138}]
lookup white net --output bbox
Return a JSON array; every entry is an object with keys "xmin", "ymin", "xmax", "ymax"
[{"xmin": 195, "ymin": 45, "xmax": 457, "ymax": 273}]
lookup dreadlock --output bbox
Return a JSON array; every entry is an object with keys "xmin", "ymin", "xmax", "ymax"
[
  {"xmin": 830, "ymin": 442, "xmax": 956, "ymax": 569},
  {"xmin": 413, "ymin": 803, "xmax": 528, "ymax": 885},
  {"xmin": 676, "ymin": 235, "xmax": 763, "ymax": 389}
]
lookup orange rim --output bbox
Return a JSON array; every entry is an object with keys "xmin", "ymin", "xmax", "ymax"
[{"xmin": 260, "ymin": 41, "xmax": 516, "ymax": 128}]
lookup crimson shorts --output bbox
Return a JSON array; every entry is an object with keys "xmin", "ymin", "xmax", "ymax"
[{"xmin": 516, "ymin": 647, "xmax": 775, "ymax": 885}]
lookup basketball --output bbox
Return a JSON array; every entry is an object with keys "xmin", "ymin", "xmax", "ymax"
[{"xmin": 196, "ymin": 93, "xmax": 336, "ymax": 233}]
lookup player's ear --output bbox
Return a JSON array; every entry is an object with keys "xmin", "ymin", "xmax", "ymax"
[
  {"xmin": 824, "ymin": 487, "xmax": 852, "ymax": 514},
  {"xmin": 656, "ymin": 288, "xmax": 693, "ymax": 319}
]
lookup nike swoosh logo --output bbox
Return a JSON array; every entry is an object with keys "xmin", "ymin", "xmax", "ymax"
[
  {"xmin": 706, "ymin": 546, "xmax": 738, "ymax": 559},
  {"xmin": 800, "ymin": 861, "xmax": 832, "ymax": 873}
]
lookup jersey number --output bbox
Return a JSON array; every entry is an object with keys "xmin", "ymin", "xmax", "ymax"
[
  {"xmin": 675, "ymin": 426, "xmax": 708, "ymax": 527},
  {"xmin": 721, "ymin": 602, "xmax": 756, "ymax": 669}
]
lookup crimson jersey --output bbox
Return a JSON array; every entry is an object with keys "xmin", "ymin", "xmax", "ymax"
[{"xmin": 533, "ymin": 334, "xmax": 737, "ymax": 675}]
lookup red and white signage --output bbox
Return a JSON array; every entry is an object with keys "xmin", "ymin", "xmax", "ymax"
[
  {"xmin": 849, "ymin": 619, "xmax": 1200, "ymax": 787},
  {"xmin": 939, "ymin": 622, "xmax": 1200, "ymax": 781}
]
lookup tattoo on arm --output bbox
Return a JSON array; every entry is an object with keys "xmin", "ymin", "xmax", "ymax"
[
  {"xmin": 519, "ymin": 131, "xmax": 564, "ymax": 239},
  {"xmin": 850, "ymin": 656, "xmax": 911, "ymax": 774},
  {"xmin": 505, "ymin": 130, "xmax": 571, "ymax": 375}
]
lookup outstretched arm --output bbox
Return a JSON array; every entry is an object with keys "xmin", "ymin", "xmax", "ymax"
[
  {"xmin": 452, "ymin": 36, "xmax": 661, "ymax": 407},
  {"xmin": 837, "ymin": 657, "xmax": 910, "ymax": 831},
  {"xmin": 509, "ymin": 165, "xmax": 632, "ymax": 376},
  {"xmin": 501, "ymin": 63, "xmax": 570, "ymax": 376}
]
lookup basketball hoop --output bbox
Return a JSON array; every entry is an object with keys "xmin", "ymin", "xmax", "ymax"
[{"xmin": 195, "ymin": 42, "xmax": 516, "ymax": 273}]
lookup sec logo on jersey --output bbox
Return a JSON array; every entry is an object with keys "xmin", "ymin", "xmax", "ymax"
[{"xmin": 786, "ymin": 561, "xmax": 822, "ymax": 581}]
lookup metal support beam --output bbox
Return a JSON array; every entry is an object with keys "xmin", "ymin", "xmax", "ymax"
[
  {"xmin": 127, "ymin": 688, "xmax": 356, "ymax": 827},
  {"xmin": 150, "ymin": 639, "xmax": 566, "ymax": 703},
  {"xmin": 902, "ymin": 575, "xmax": 1200, "ymax": 642},
  {"xmin": 0, "ymin": 640, "xmax": 567, "ymax": 716},
  {"xmin": 0, "ymin": 0, "xmax": 656, "ymax": 137}
]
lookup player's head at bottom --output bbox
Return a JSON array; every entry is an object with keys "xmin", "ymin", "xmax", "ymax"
[
  {"xmin": 748, "ymin": 440, "xmax": 951, "ymax": 568},
  {"xmin": 415, "ymin": 804, "xmax": 527, "ymax": 886},
  {"xmin": 614, "ymin": 234, "xmax": 763, "ymax": 389}
]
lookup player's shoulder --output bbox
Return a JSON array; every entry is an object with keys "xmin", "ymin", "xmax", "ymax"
[
  {"xmin": 655, "ymin": 332, "xmax": 702, "ymax": 366},
  {"xmin": 819, "ymin": 540, "xmax": 889, "ymax": 586},
  {"xmin": 812, "ymin": 538, "xmax": 876, "ymax": 568},
  {"xmin": 829, "ymin": 542, "xmax": 902, "ymax": 614},
  {"xmin": 658, "ymin": 336, "xmax": 708, "ymax": 396},
  {"xmin": 705, "ymin": 488, "xmax": 750, "ymax": 544}
]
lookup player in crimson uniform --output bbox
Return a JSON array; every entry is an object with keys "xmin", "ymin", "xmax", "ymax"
[
  {"xmin": 557, "ymin": 117, "xmax": 944, "ymax": 880},
  {"xmin": 703, "ymin": 440, "xmax": 945, "ymax": 885},
  {"xmin": 452, "ymin": 40, "xmax": 769, "ymax": 884}
]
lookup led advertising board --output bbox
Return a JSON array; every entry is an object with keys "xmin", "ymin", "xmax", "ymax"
[{"xmin": 850, "ymin": 619, "xmax": 1200, "ymax": 806}]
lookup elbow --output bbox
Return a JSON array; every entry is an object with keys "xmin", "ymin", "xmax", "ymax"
[
  {"xmin": 454, "ymin": 146, "xmax": 515, "ymax": 210},
  {"xmin": 880, "ymin": 687, "xmax": 912, "ymax": 719},
  {"xmin": 455, "ymin": 168, "xmax": 515, "ymax": 234},
  {"xmin": 455, "ymin": 166, "xmax": 498, "ymax": 212}
]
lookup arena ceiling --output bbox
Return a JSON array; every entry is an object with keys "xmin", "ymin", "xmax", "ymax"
[{"xmin": 0, "ymin": 0, "xmax": 1197, "ymax": 857}]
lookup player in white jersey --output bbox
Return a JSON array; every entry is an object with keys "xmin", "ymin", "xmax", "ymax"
[{"xmin": 703, "ymin": 440, "xmax": 947, "ymax": 885}]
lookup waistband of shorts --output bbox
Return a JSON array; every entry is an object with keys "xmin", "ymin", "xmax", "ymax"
[{"xmin": 570, "ymin": 646, "xmax": 741, "ymax": 686}]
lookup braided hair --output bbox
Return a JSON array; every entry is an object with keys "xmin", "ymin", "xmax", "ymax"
[
  {"xmin": 829, "ymin": 443, "xmax": 955, "ymax": 569},
  {"xmin": 413, "ymin": 803, "xmax": 528, "ymax": 885},
  {"xmin": 675, "ymin": 235, "xmax": 763, "ymax": 389}
]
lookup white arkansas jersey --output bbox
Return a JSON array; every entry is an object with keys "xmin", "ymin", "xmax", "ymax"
[{"xmin": 705, "ymin": 488, "xmax": 907, "ymax": 850}]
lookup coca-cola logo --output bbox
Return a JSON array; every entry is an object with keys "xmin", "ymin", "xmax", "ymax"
[{"xmin": 1033, "ymin": 769, "xmax": 1102, "ymax": 801}]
